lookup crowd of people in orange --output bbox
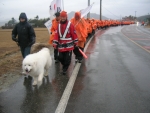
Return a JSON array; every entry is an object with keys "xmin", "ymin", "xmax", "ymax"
[
  {"xmin": 85, "ymin": 18, "xmax": 134, "ymax": 32},
  {"xmin": 49, "ymin": 12, "xmax": 135, "ymax": 46},
  {"xmin": 49, "ymin": 11, "xmax": 134, "ymax": 75}
]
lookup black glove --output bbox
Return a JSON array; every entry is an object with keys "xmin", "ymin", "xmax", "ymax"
[
  {"xmin": 28, "ymin": 41, "xmax": 34, "ymax": 46},
  {"xmin": 12, "ymin": 35, "xmax": 18, "ymax": 42},
  {"xmin": 74, "ymin": 45, "xmax": 78, "ymax": 48}
]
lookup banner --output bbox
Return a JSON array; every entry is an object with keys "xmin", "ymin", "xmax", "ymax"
[
  {"xmin": 44, "ymin": 20, "xmax": 52, "ymax": 34},
  {"xmin": 80, "ymin": 3, "xmax": 94, "ymax": 18}
]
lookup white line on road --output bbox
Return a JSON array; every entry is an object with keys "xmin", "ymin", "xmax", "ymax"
[{"xmin": 55, "ymin": 35, "xmax": 94, "ymax": 113}]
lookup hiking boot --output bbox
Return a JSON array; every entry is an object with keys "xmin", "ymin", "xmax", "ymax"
[
  {"xmin": 75, "ymin": 59, "xmax": 78, "ymax": 63},
  {"xmin": 78, "ymin": 57, "xmax": 83, "ymax": 63},
  {"xmin": 62, "ymin": 71, "xmax": 66, "ymax": 75},
  {"xmin": 62, "ymin": 66, "xmax": 68, "ymax": 75},
  {"xmin": 55, "ymin": 59, "xmax": 59, "ymax": 63},
  {"xmin": 78, "ymin": 59, "xmax": 82, "ymax": 63},
  {"xmin": 59, "ymin": 71, "xmax": 66, "ymax": 75}
]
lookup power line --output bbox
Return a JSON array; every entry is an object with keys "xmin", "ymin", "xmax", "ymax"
[{"xmin": 102, "ymin": 5, "xmax": 120, "ymax": 19}]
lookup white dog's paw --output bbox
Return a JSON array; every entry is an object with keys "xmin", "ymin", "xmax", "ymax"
[
  {"xmin": 44, "ymin": 70, "xmax": 49, "ymax": 76},
  {"xmin": 37, "ymin": 80, "xmax": 42, "ymax": 87},
  {"xmin": 32, "ymin": 81, "xmax": 37, "ymax": 86}
]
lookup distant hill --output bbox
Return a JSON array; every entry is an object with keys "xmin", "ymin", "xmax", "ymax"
[
  {"xmin": 137, "ymin": 15, "xmax": 150, "ymax": 22},
  {"xmin": 68, "ymin": 11, "xmax": 108, "ymax": 20}
]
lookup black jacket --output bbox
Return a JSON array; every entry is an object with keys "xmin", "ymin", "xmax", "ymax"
[{"xmin": 12, "ymin": 13, "xmax": 36, "ymax": 47}]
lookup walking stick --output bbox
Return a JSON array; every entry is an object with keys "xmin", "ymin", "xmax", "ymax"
[{"xmin": 78, "ymin": 47, "xmax": 88, "ymax": 59}]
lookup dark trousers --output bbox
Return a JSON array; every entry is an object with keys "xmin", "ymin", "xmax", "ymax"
[
  {"xmin": 20, "ymin": 46, "xmax": 31, "ymax": 58},
  {"xmin": 73, "ymin": 46, "xmax": 84, "ymax": 60},
  {"xmin": 54, "ymin": 48, "xmax": 58, "ymax": 60},
  {"xmin": 58, "ymin": 51, "xmax": 72, "ymax": 72}
]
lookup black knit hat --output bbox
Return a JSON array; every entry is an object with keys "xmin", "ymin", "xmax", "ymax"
[{"xmin": 55, "ymin": 12, "xmax": 60, "ymax": 17}]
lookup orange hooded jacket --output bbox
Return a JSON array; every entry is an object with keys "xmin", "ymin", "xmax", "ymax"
[
  {"xmin": 91, "ymin": 19, "xmax": 97, "ymax": 30},
  {"xmin": 71, "ymin": 12, "xmax": 87, "ymax": 48},
  {"xmin": 86, "ymin": 18, "xmax": 92, "ymax": 34},
  {"xmin": 49, "ymin": 18, "xmax": 60, "ymax": 44}
]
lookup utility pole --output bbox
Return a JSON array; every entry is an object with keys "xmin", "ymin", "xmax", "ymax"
[
  {"xmin": 100, "ymin": 0, "xmax": 102, "ymax": 20},
  {"xmin": 135, "ymin": 11, "xmax": 136, "ymax": 20},
  {"xmin": 87, "ymin": 0, "xmax": 90, "ymax": 18}
]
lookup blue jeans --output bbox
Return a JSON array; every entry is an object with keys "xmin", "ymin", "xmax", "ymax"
[{"xmin": 20, "ymin": 46, "xmax": 31, "ymax": 58}]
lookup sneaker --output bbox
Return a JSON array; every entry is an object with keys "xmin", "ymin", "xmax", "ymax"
[{"xmin": 59, "ymin": 71, "xmax": 66, "ymax": 75}]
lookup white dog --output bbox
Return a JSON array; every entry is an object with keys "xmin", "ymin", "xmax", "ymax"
[{"xmin": 22, "ymin": 48, "xmax": 52, "ymax": 86}]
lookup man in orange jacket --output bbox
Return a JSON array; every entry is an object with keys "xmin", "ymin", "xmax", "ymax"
[
  {"xmin": 49, "ymin": 12, "xmax": 60, "ymax": 63},
  {"xmin": 71, "ymin": 12, "xmax": 88, "ymax": 63}
]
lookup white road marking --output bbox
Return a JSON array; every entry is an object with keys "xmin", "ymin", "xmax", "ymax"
[{"xmin": 55, "ymin": 36, "xmax": 94, "ymax": 113}]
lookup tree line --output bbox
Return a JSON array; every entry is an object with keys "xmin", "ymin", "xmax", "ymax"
[{"xmin": 1, "ymin": 15, "xmax": 50, "ymax": 29}]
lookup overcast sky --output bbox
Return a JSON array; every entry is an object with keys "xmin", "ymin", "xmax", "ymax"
[{"xmin": 0, "ymin": 0, "xmax": 150, "ymax": 22}]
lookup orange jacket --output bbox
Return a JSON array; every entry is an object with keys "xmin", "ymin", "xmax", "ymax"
[
  {"xmin": 49, "ymin": 18, "xmax": 59, "ymax": 44},
  {"xmin": 71, "ymin": 12, "xmax": 87, "ymax": 47},
  {"xmin": 86, "ymin": 19, "xmax": 92, "ymax": 34},
  {"xmin": 99, "ymin": 20, "xmax": 103, "ymax": 27},
  {"xmin": 91, "ymin": 19, "xmax": 97, "ymax": 30},
  {"xmin": 82, "ymin": 17, "xmax": 89, "ymax": 38}
]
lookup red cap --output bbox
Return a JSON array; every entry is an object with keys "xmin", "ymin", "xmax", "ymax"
[{"xmin": 60, "ymin": 11, "xmax": 67, "ymax": 17}]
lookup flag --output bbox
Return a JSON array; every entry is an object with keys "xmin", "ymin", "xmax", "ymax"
[
  {"xmin": 80, "ymin": 3, "xmax": 94, "ymax": 18},
  {"xmin": 45, "ymin": 0, "xmax": 62, "ymax": 33},
  {"xmin": 49, "ymin": 0, "xmax": 57, "ymax": 21},
  {"xmin": 49, "ymin": 0, "xmax": 62, "ymax": 20},
  {"xmin": 74, "ymin": 3, "xmax": 94, "ymax": 27},
  {"xmin": 55, "ymin": 0, "xmax": 62, "ymax": 12}
]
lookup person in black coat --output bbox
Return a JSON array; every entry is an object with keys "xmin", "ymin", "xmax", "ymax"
[{"xmin": 12, "ymin": 12, "xmax": 36, "ymax": 58}]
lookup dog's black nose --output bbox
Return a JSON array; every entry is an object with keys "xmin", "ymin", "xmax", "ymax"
[{"xmin": 25, "ymin": 69, "xmax": 28, "ymax": 72}]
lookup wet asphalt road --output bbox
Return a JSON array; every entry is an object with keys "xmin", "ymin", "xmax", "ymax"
[
  {"xmin": 65, "ymin": 25, "xmax": 150, "ymax": 113},
  {"xmin": 1, "ymin": 25, "xmax": 150, "ymax": 113}
]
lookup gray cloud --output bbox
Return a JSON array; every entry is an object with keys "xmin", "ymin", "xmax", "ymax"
[{"xmin": 0, "ymin": 0, "xmax": 149, "ymax": 22}]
